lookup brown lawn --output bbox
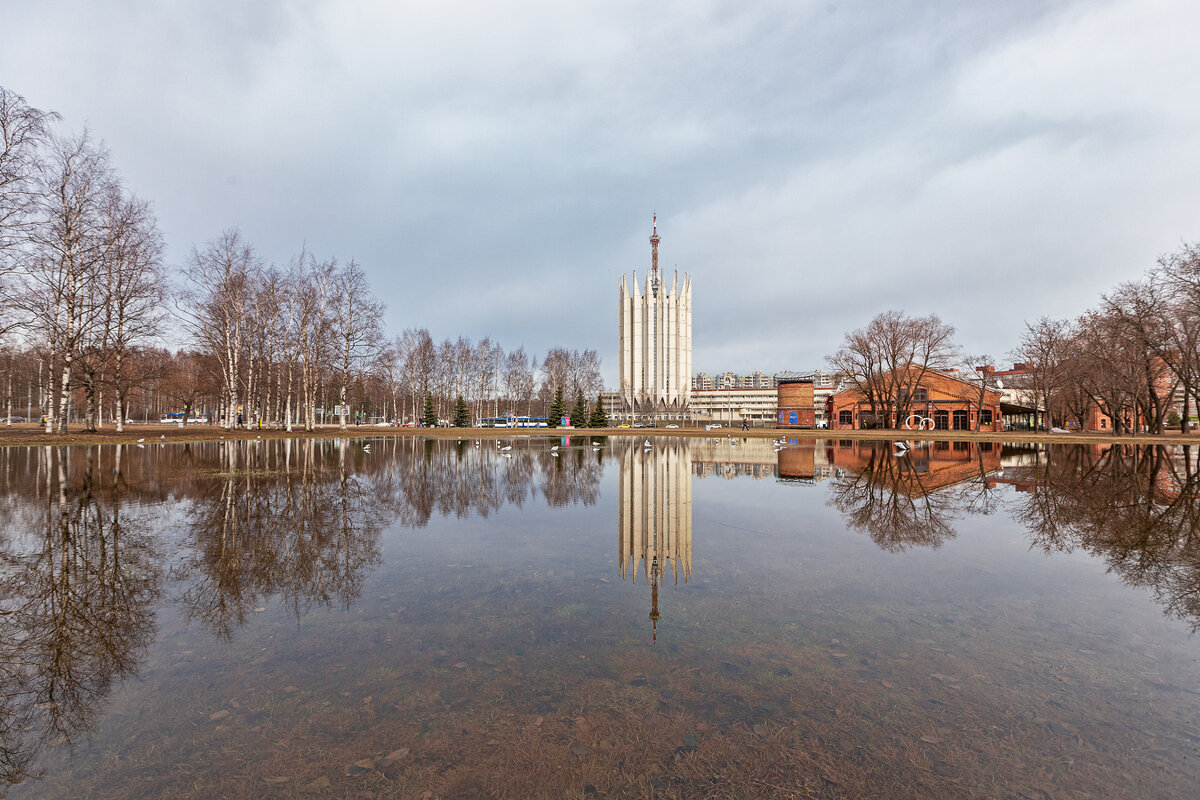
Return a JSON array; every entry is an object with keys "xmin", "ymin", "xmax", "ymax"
[{"xmin": 2, "ymin": 421, "xmax": 1198, "ymax": 449}]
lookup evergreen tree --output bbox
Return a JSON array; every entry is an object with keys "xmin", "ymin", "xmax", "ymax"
[
  {"xmin": 589, "ymin": 393, "xmax": 609, "ymax": 428},
  {"xmin": 452, "ymin": 395, "xmax": 471, "ymax": 427},
  {"xmin": 421, "ymin": 395, "xmax": 438, "ymax": 427},
  {"xmin": 569, "ymin": 389, "xmax": 588, "ymax": 428},
  {"xmin": 547, "ymin": 386, "xmax": 566, "ymax": 428}
]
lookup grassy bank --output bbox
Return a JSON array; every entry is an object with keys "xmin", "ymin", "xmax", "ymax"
[{"xmin": 2, "ymin": 421, "xmax": 1200, "ymax": 449}]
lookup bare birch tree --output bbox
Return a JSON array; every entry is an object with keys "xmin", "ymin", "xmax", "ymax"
[
  {"xmin": 18, "ymin": 131, "xmax": 115, "ymax": 433},
  {"xmin": 1, "ymin": 86, "xmax": 60, "ymax": 309},
  {"xmin": 75, "ymin": 188, "xmax": 165, "ymax": 431},
  {"xmin": 397, "ymin": 327, "xmax": 435, "ymax": 424},
  {"xmin": 293, "ymin": 253, "xmax": 334, "ymax": 430},
  {"xmin": 179, "ymin": 229, "xmax": 260, "ymax": 428},
  {"xmin": 502, "ymin": 346, "xmax": 534, "ymax": 416},
  {"xmin": 329, "ymin": 260, "xmax": 383, "ymax": 429}
]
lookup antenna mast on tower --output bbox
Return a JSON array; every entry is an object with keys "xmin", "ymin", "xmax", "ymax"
[{"xmin": 649, "ymin": 213, "xmax": 661, "ymax": 297}]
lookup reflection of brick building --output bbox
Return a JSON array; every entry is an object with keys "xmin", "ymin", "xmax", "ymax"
[
  {"xmin": 777, "ymin": 443, "xmax": 817, "ymax": 480},
  {"xmin": 830, "ymin": 368, "xmax": 1002, "ymax": 432},
  {"xmin": 826, "ymin": 439, "xmax": 1002, "ymax": 494}
]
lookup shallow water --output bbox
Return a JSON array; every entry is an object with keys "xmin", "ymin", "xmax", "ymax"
[{"xmin": 1, "ymin": 437, "xmax": 1198, "ymax": 799}]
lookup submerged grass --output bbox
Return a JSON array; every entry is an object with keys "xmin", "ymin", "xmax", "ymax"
[{"xmin": 18, "ymin": 568, "xmax": 1200, "ymax": 800}]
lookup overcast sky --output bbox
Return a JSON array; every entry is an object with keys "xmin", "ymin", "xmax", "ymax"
[{"xmin": 3, "ymin": 0, "xmax": 1198, "ymax": 385}]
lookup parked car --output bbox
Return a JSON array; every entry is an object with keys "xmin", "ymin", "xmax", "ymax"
[
  {"xmin": 666, "ymin": 424, "xmax": 679, "ymax": 429},
  {"xmin": 3, "ymin": 416, "xmax": 26, "ymax": 423}
]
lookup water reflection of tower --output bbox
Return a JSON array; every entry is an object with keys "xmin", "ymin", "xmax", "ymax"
[{"xmin": 618, "ymin": 439, "xmax": 693, "ymax": 641}]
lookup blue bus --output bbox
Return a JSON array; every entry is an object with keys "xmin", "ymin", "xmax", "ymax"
[
  {"xmin": 478, "ymin": 416, "xmax": 548, "ymax": 428},
  {"xmin": 160, "ymin": 412, "xmax": 209, "ymax": 424}
]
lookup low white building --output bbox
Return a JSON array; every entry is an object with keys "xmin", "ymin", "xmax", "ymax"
[{"xmin": 689, "ymin": 388, "xmax": 777, "ymax": 426}]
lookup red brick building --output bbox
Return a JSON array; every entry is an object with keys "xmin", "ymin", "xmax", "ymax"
[
  {"xmin": 829, "ymin": 368, "xmax": 1003, "ymax": 432},
  {"xmin": 776, "ymin": 375, "xmax": 816, "ymax": 428}
]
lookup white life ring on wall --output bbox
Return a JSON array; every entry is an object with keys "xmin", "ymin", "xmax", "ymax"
[{"xmin": 904, "ymin": 414, "xmax": 923, "ymax": 430}]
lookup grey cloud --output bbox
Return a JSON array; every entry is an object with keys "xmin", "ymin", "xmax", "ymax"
[{"xmin": 3, "ymin": 0, "xmax": 1198, "ymax": 383}]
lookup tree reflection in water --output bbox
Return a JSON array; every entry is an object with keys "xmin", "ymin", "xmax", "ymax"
[
  {"xmin": 825, "ymin": 440, "xmax": 1200, "ymax": 630},
  {"xmin": 172, "ymin": 437, "xmax": 387, "ymax": 639},
  {"xmin": 0, "ymin": 445, "xmax": 160, "ymax": 791},
  {"xmin": 1015, "ymin": 444, "xmax": 1200, "ymax": 630},
  {"xmin": 175, "ymin": 436, "xmax": 601, "ymax": 637},
  {"xmin": 0, "ymin": 435, "xmax": 610, "ymax": 792},
  {"xmin": 825, "ymin": 440, "xmax": 1002, "ymax": 551}
]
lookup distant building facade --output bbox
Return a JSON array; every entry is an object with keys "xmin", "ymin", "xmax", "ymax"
[
  {"xmin": 691, "ymin": 370, "xmax": 836, "ymax": 392},
  {"xmin": 617, "ymin": 216, "xmax": 692, "ymax": 423}
]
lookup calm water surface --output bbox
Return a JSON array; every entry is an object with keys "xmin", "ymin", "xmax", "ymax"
[{"xmin": 1, "ymin": 436, "xmax": 1198, "ymax": 799}]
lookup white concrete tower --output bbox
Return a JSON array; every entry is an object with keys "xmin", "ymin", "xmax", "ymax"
[{"xmin": 618, "ymin": 215, "xmax": 692, "ymax": 420}]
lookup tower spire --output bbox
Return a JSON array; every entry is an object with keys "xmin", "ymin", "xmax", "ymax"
[
  {"xmin": 649, "ymin": 213, "xmax": 661, "ymax": 295},
  {"xmin": 649, "ymin": 555, "xmax": 661, "ymax": 643}
]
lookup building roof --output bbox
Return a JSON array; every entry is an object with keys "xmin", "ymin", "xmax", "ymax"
[
  {"xmin": 832, "ymin": 365, "xmax": 1003, "ymax": 404},
  {"xmin": 774, "ymin": 370, "xmax": 819, "ymax": 382}
]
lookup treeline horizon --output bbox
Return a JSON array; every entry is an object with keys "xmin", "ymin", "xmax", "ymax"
[{"xmin": 0, "ymin": 85, "xmax": 602, "ymax": 432}]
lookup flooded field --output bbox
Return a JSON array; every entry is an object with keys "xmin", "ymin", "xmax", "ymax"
[{"xmin": 1, "ymin": 436, "xmax": 1198, "ymax": 799}]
